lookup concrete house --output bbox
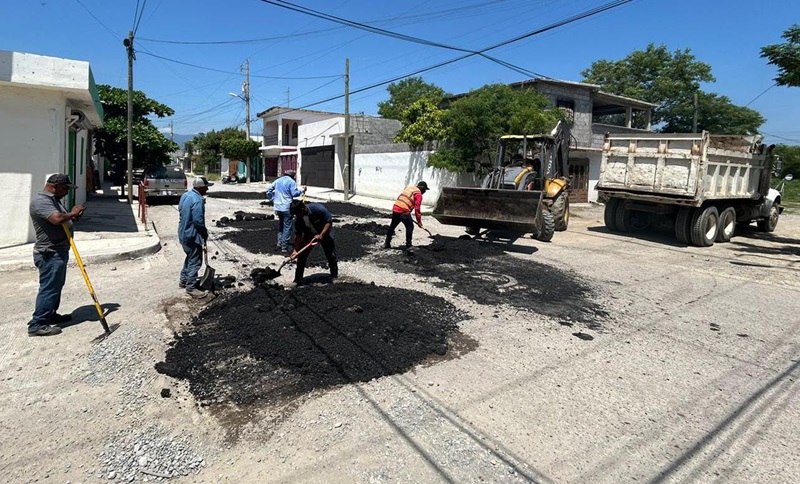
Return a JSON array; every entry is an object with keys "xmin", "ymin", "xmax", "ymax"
[
  {"xmin": 257, "ymin": 107, "xmax": 401, "ymax": 187},
  {"xmin": 509, "ymin": 78, "xmax": 656, "ymax": 203},
  {"xmin": 0, "ymin": 51, "xmax": 103, "ymax": 248}
]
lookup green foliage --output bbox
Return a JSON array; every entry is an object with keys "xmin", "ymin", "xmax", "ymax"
[
  {"xmin": 93, "ymin": 84, "xmax": 178, "ymax": 179},
  {"xmin": 220, "ymin": 137, "xmax": 260, "ymax": 160},
  {"xmin": 394, "ymin": 97, "xmax": 449, "ymax": 148},
  {"xmin": 189, "ymin": 128, "xmax": 247, "ymax": 172},
  {"xmin": 581, "ymin": 44, "xmax": 716, "ymax": 128},
  {"xmin": 378, "ymin": 77, "xmax": 447, "ymax": 120},
  {"xmin": 775, "ymin": 144, "xmax": 800, "ymax": 177},
  {"xmin": 761, "ymin": 24, "xmax": 800, "ymax": 87},
  {"xmin": 428, "ymin": 84, "xmax": 562, "ymax": 173},
  {"xmin": 662, "ymin": 92, "xmax": 765, "ymax": 134}
]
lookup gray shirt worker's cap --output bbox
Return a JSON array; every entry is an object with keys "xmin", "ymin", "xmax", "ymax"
[
  {"xmin": 193, "ymin": 177, "xmax": 214, "ymax": 188},
  {"xmin": 47, "ymin": 174, "xmax": 76, "ymax": 188}
]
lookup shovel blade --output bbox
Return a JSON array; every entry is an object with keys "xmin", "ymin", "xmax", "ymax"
[{"xmin": 198, "ymin": 265, "xmax": 216, "ymax": 290}]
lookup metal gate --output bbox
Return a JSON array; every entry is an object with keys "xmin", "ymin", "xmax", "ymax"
[
  {"xmin": 300, "ymin": 145, "xmax": 335, "ymax": 189},
  {"xmin": 265, "ymin": 157, "xmax": 278, "ymax": 178},
  {"xmin": 569, "ymin": 159, "xmax": 589, "ymax": 203}
]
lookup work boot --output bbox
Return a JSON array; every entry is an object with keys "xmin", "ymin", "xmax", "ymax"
[
  {"xmin": 179, "ymin": 281, "xmax": 187, "ymax": 289},
  {"xmin": 186, "ymin": 288, "xmax": 208, "ymax": 299},
  {"xmin": 28, "ymin": 325, "xmax": 63, "ymax": 337}
]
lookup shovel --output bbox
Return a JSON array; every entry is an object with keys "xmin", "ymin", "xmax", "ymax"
[
  {"xmin": 198, "ymin": 244, "xmax": 216, "ymax": 291},
  {"xmin": 263, "ymin": 239, "xmax": 317, "ymax": 280}
]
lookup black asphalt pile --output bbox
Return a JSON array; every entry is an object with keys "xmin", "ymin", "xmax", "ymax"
[
  {"xmin": 207, "ymin": 191, "xmax": 265, "ymax": 200},
  {"xmin": 155, "ymin": 282, "xmax": 467, "ymax": 406},
  {"xmin": 378, "ymin": 236, "xmax": 608, "ymax": 325},
  {"xmin": 220, "ymin": 221, "xmax": 378, "ymax": 263},
  {"xmin": 215, "ymin": 211, "xmax": 274, "ymax": 228},
  {"xmin": 340, "ymin": 221, "xmax": 388, "ymax": 238},
  {"xmin": 323, "ymin": 201, "xmax": 389, "ymax": 218}
]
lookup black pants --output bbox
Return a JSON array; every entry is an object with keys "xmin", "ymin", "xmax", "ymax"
[
  {"xmin": 385, "ymin": 212, "xmax": 414, "ymax": 247},
  {"xmin": 295, "ymin": 234, "xmax": 338, "ymax": 283}
]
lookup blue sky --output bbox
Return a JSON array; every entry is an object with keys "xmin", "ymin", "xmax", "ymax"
[{"xmin": 2, "ymin": 0, "xmax": 798, "ymax": 145}]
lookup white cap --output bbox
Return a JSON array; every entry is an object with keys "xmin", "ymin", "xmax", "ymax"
[{"xmin": 193, "ymin": 177, "xmax": 214, "ymax": 188}]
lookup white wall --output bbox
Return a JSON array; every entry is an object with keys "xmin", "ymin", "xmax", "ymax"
[
  {"xmin": 0, "ymin": 85, "xmax": 67, "ymax": 247},
  {"xmin": 353, "ymin": 149, "xmax": 479, "ymax": 207}
]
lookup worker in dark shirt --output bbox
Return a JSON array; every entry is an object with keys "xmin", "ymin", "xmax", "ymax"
[{"xmin": 289, "ymin": 200, "xmax": 338, "ymax": 286}]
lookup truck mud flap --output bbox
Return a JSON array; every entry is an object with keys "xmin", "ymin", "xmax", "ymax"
[{"xmin": 432, "ymin": 187, "xmax": 541, "ymax": 233}]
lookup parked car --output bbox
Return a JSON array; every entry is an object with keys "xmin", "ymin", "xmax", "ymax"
[{"xmin": 141, "ymin": 165, "xmax": 187, "ymax": 200}]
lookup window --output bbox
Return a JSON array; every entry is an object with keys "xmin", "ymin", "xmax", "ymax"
[
  {"xmin": 557, "ymin": 99, "xmax": 575, "ymax": 122},
  {"xmin": 292, "ymin": 122, "xmax": 298, "ymax": 140}
]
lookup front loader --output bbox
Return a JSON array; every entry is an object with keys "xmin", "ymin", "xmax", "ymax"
[{"xmin": 432, "ymin": 121, "xmax": 572, "ymax": 242}]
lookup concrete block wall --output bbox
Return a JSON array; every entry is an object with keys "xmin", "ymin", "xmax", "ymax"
[{"xmin": 535, "ymin": 83, "xmax": 593, "ymax": 148}]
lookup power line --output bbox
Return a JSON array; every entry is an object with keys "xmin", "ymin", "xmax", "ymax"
[
  {"xmin": 136, "ymin": 50, "xmax": 342, "ymax": 80},
  {"xmin": 73, "ymin": 0, "xmax": 119, "ymax": 40},
  {"xmin": 745, "ymin": 83, "xmax": 777, "ymax": 107},
  {"xmin": 761, "ymin": 131, "xmax": 800, "ymax": 144},
  {"xmin": 133, "ymin": 0, "xmax": 148, "ymax": 35}
]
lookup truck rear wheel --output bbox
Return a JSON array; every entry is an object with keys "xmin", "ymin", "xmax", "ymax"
[
  {"xmin": 716, "ymin": 207, "xmax": 736, "ymax": 242},
  {"xmin": 536, "ymin": 210, "xmax": 555, "ymax": 242},
  {"xmin": 757, "ymin": 204, "xmax": 779, "ymax": 232},
  {"xmin": 553, "ymin": 195, "xmax": 570, "ymax": 231},
  {"xmin": 690, "ymin": 206, "xmax": 719, "ymax": 247},
  {"xmin": 604, "ymin": 198, "xmax": 620, "ymax": 232},
  {"xmin": 675, "ymin": 207, "xmax": 692, "ymax": 244}
]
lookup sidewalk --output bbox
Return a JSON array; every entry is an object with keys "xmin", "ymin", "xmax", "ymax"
[{"xmin": 0, "ymin": 184, "xmax": 161, "ymax": 272}]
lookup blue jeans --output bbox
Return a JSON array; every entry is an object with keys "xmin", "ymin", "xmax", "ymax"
[
  {"xmin": 276, "ymin": 210, "xmax": 294, "ymax": 249},
  {"xmin": 180, "ymin": 242, "xmax": 203, "ymax": 289},
  {"xmin": 29, "ymin": 250, "xmax": 69, "ymax": 331}
]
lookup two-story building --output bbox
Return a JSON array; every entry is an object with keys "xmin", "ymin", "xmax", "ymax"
[
  {"xmin": 509, "ymin": 78, "xmax": 656, "ymax": 203},
  {"xmin": 257, "ymin": 107, "xmax": 401, "ymax": 187},
  {"xmin": 0, "ymin": 51, "xmax": 103, "ymax": 248}
]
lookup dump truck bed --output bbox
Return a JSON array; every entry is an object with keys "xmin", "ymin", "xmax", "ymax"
[
  {"xmin": 432, "ymin": 187, "xmax": 541, "ymax": 233},
  {"xmin": 597, "ymin": 132, "xmax": 769, "ymax": 206}
]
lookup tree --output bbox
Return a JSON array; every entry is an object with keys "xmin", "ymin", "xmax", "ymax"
[
  {"xmin": 581, "ymin": 44, "xmax": 715, "ymax": 128},
  {"xmin": 394, "ymin": 97, "xmax": 449, "ymax": 148},
  {"xmin": 774, "ymin": 144, "xmax": 800, "ymax": 177},
  {"xmin": 662, "ymin": 92, "xmax": 765, "ymax": 135},
  {"xmin": 427, "ymin": 84, "xmax": 562, "ymax": 173},
  {"xmin": 190, "ymin": 128, "xmax": 246, "ymax": 173},
  {"xmin": 377, "ymin": 77, "xmax": 447, "ymax": 120},
  {"xmin": 93, "ymin": 85, "xmax": 178, "ymax": 183},
  {"xmin": 220, "ymin": 138, "xmax": 260, "ymax": 161},
  {"xmin": 761, "ymin": 24, "xmax": 800, "ymax": 87}
]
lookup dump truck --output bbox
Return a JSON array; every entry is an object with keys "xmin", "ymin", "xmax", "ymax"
[
  {"xmin": 432, "ymin": 121, "xmax": 572, "ymax": 242},
  {"xmin": 597, "ymin": 131, "xmax": 781, "ymax": 247}
]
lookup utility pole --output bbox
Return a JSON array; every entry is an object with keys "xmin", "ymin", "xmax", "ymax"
[
  {"xmin": 243, "ymin": 59, "xmax": 251, "ymax": 182},
  {"xmin": 169, "ymin": 120, "xmax": 174, "ymax": 142},
  {"xmin": 286, "ymin": 87, "xmax": 290, "ymax": 108},
  {"xmin": 343, "ymin": 58, "xmax": 350, "ymax": 201},
  {"xmin": 124, "ymin": 31, "xmax": 135, "ymax": 204},
  {"xmin": 692, "ymin": 92, "xmax": 698, "ymax": 133}
]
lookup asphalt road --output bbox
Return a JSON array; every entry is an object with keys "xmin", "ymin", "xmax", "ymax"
[{"xmin": 1, "ymin": 189, "xmax": 798, "ymax": 483}]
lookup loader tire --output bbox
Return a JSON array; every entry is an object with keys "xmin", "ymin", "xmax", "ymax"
[
  {"xmin": 536, "ymin": 210, "xmax": 555, "ymax": 242},
  {"xmin": 604, "ymin": 198, "xmax": 620, "ymax": 232},
  {"xmin": 553, "ymin": 195, "xmax": 570, "ymax": 231}
]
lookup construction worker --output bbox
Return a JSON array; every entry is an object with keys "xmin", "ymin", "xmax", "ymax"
[
  {"xmin": 265, "ymin": 170, "xmax": 306, "ymax": 252},
  {"xmin": 384, "ymin": 181, "xmax": 428, "ymax": 250},
  {"xmin": 289, "ymin": 200, "xmax": 338, "ymax": 286}
]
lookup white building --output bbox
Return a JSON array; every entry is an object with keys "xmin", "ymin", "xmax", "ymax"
[{"xmin": 0, "ymin": 51, "xmax": 103, "ymax": 248}]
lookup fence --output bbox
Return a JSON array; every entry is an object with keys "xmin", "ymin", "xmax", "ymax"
[{"xmin": 137, "ymin": 183, "xmax": 147, "ymax": 225}]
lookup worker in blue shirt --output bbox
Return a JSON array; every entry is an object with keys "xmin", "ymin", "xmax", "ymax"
[
  {"xmin": 178, "ymin": 177, "xmax": 212, "ymax": 298},
  {"xmin": 265, "ymin": 170, "xmax": 306, "ymax": 252}
]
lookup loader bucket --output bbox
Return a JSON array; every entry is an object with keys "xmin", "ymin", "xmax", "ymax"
[{"xmin": 432, "ymin": 187, "xmax": 543, "ymax": 233}]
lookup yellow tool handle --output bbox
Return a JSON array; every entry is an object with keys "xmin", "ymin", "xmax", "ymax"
[{"xmin": 62, "ymin": 224, "xmax": 105, "ymax": 321}]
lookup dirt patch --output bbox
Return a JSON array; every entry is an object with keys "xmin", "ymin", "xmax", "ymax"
[
  {"xmin": 208, "ymin": 191, "xmax": 266, "ymax": 200},
  {"xmin": 378, "ymin": 236, "xmax": 609, "ymax": 326},
  {"xmin": 155, "ymin": 282, "xmax": 469, "ymax": 410}
]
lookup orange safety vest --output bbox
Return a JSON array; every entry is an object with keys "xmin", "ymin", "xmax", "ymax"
[{"xmin": 393, "ymin": 186, "xmax": 421, "ymax": 213}]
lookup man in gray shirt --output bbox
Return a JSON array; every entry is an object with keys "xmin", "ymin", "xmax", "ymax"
[{"xmin": 28, "ymin": 174, "xmax": 85, "ymax": 336}]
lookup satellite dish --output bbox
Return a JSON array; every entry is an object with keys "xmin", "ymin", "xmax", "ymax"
[{"xmin": 785, "ymin": 174, "xmax": 794, "ymax": 181}]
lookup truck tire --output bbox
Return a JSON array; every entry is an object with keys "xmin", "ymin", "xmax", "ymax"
[
  {"xmin": 604, "ymin": 198, "xmax": 620, "ymax": 232},
  {"xmin": 536, "ymin": 210, "xmax": 555, "ymax": 242},
  {"xmin": 553, "ymin": 195, "xmax": 570, "ymax": 231},
  {"xmin": 690, "ymin": 206, "xmax": 719, "ymax": 247},
  {"xmin": 757, "ymin": 204, "xmax": 779, "ymax": 232},
  {"xmin": 716, "ymin": 206, "xmax": 736, "ymax": 242},
  {"xmin": 674, "ymin": 207, "xmax": 692, "ymax": 244},
  {"xmin": 615, "ymin": 202, "xmax": 632, "ymax": 232}
]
